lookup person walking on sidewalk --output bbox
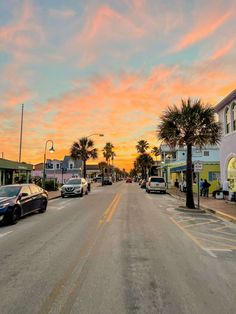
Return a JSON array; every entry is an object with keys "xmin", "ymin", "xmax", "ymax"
[
  {"xmin": 223, "ymin": 179, "xmax": 230, "ymax": 200},
  {"xmin": 203, "ymin": 179, "xmax": 211, "ymax": 197},
  {"xmin": 200, "ymin": 178, "xmax": 204, "ymax": 196}
]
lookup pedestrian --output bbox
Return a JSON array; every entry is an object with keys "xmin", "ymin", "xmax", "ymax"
[
  {"xmin": 203, "ymin": 179, "xmax": 211, "ymax": 197},
  {"xmin": 174, "ymin": 178, "xmax": 179, "ymax": 188},
  {"xmin": 200, "ymin": 178, "xmax": 204, "ymax": 196},
  {"xmin": 222, "ymin": 179, "xmax": 230, "ymax": 200}
]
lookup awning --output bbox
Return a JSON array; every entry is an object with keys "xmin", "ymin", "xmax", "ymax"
[{"xmin": 170, "ymin": 165, "xmax": 186, "ymax": 173}]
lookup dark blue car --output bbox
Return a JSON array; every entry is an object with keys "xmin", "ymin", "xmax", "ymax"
[{"xmin": 0, "ymin": 184, "xmax": 48, "ymax": 225}]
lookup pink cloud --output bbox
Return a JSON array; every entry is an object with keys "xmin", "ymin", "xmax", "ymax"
[
  {"xmin": 210, "ymin": 39, "xmax": 234, "ymax": 61},
  {"xmin": 172, "ymin": 11, "xmax": 232, "ymax": 52}
]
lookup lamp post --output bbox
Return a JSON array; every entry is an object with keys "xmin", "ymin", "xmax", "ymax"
[{"xmin": 43, "ymin": 140, "xmax": 55, "ymax": 188}]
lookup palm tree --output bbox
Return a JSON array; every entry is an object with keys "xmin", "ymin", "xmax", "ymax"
[
  {"xmin": 70, "ymin": 137, "xmax": 98, "ymax": 178},
  {"xmin": 151, "ymin": 146, "xmax": 160, "ymax": 161},
  {"xmin": 136, "ymin": 153, "xmax": 154, "ymax": 179},
  {"xmin": 136, "ymin": 140, "xmax": 149, "ymax": 154},
  {"xmin": 103, "ymin": 142, "xmax": 114, "ymax": 176},
  {"xmin": 158, "ymin": 98, "xmax": 221, "ymax": 209}
]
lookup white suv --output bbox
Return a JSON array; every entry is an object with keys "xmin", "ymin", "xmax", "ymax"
[
  {"xmin": 61, "ymin": 178, "xmax": 88, "ymax": 197},
  {"xmin": 146, "ymin": 176, "xmax": 166, "ymax": 194}
]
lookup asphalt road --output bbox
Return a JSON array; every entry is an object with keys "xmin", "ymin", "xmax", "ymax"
[{"xmin": 0, "ymin": 182, "xmax": 236, "ymax": 314}]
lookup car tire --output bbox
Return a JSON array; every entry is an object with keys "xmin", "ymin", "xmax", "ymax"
[
  {"xmin": 61, "ymin": 194, "xmax": 65, "ymax": 198},
  {"xmin": 80, "ymin": 189, "xmax": 83, "ymax": 197},
  {"xmin": 39, "ymin": 199, "xmax": 47, "ymax": 213},
  {"xmin": 9, "ymin": 206, "xmax": 20, "ymax": 225}
]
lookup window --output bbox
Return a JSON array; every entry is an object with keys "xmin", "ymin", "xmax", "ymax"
[
  {"xmin": 203, "ymin": 151, "xmax": 209, "ymax": 156},
  {"xmin": 233, "ymin": 103, "xmax": 236, "ymax": 131},
  {"xmin": 30, "ymin": 184, "xmax": 41, "ymax": 194},
  {"xmin": 225, "ymin": 107, "xmax": 230, "ymax": 134},
  {"xmin": 21, "ymin": 185, "xmax": 32, "ymax": 195},
  {"xmin": 56, "ymin": 163, "xmax": 60, "ymax": 169},
  {"xmin": 150, "ymin": 177, "xmax": 165, "ymax": 183},
  {"xmin": 208, "ymin": 172, "xmax": 220, "ymax": 181},
  {"xmin": 70, "ymin": 163, "xmax": 73, "ymax": 169}
]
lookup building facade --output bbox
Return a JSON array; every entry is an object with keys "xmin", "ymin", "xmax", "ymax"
[
  {"xmin": 159, "ymin": 144, "xmax": 220, "ymax": 193},
  {"xmin": 215, "ymin": 89, "xmax": 236, "ymax": 198},
  {"xmin": 0, "ymin": 158, "xmax": 33, "ymax": 185},
  {"xmin": 32, "ymin": 156, "xmax": 99, "ymax": 184}
]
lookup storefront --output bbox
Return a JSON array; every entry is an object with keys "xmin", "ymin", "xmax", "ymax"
[{"xmin": 0, "ymin": 158, "xmax": 33, "ymax": 185}]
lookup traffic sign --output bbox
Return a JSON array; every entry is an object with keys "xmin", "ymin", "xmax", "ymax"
[{"xmin": 194, "ymin": 161, "xmax": 203, "ymax": 172}]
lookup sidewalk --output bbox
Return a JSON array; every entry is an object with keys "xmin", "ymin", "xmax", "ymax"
[{"xmin": 168, "ymin": 188, "xmax": 236, "ymax": 224}]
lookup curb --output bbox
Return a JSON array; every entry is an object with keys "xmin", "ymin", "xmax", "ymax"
[
  {"xmin": 168, "ymin": 192, "xmax": 236, "ymax": 224},
  {"xmin": 48, "ymin": 195, "xmax": 61, "ymax": 201}
]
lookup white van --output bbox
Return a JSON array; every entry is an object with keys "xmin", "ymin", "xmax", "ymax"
[{"xmin": 146, "ymin": 176, "xmax": 166, "ymax": 194}]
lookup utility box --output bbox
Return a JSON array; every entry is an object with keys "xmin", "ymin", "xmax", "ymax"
[{"xmin": 215, "ymin": 191, "xmax": 223, "ymax": 199}]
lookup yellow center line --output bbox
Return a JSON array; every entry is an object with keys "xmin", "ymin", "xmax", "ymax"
[
  {"xmin": 98, "ymin": 193, "xmax": 120, "ymax": 226},
  {"xmin": 106, "ymin": 194, "xmax": 121, "ymax": 223}
]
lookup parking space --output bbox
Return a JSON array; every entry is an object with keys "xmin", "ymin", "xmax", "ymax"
[{"xmin": 171, "ymin": 211, "xmax": 236, "ymax": 256}]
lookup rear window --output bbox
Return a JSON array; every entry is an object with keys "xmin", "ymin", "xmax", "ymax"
[{"xmin": 150, "ymin": 178, "xmax": 165, "ymax": 183}]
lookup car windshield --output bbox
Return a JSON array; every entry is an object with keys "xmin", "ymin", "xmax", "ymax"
[
  {"xmin": 67, "ymin": 179, "xmax": 81, "ymax": 185},
  {"xmin": 151, "ymin": 178, "xmax": 165, "ymax": 183},
  {"xmin": 0, "ymin": 186, "xmax": 21, "ymax": 197}
]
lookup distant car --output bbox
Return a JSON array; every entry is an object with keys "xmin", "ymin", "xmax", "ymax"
[
  {"xmin": 140, "ymin": 179, "xmax": 147, "ymax": 188},
  {"xmin": 126, "ymin": 178, "xmax": 132, "ymax": 183},
  {"xmin": 0, "ymin": 184, "xmax": 48, "ymax": 225},
  {"xmin": 61, "ymin": 178, "xmax": 88, "ymax": 197},
  {"xmin": 146, "ymin": 176, "xmax": 166, "ymax": 194},
  {"xmin": 102, "ymin": 177, "xmax": 112, "ymax": 185}
]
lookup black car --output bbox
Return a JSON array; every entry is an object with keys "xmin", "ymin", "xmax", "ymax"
[{"xmin": 0, "ymin": 184, "xmax": 48, "ymax": 225}]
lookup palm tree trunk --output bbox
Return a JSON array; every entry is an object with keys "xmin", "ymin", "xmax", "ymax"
[
  {"xmin": 186, "ymin": 144, "xmax": 195, "ymax": 209},
  {"xmin": 83, "ymin": 159, "xmax": 86, "ymax": 178}
]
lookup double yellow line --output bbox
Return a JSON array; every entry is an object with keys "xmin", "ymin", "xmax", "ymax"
[{"xmin": 99, "ymin": 192, "xmax": 121, "ymax": 226}]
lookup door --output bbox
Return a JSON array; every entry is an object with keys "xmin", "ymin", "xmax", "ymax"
[
  {"xmin": 29, "ymin": 185, "xmax": 42, "ymax": 211},
  {"xmin": 19, "ymin": 185, "xmax": 33, "ymax": 215}
]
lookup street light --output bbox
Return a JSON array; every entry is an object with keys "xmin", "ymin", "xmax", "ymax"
[{"xmin": 43, "ymin": 140, "xmax": 55, "ymax": 188}]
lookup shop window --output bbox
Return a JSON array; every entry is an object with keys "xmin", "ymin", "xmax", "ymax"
[{"xmin": 208, "ymin": 172, "xmax": 220, "ymax": 181}]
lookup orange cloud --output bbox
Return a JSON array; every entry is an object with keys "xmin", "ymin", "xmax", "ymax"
[{"xmin": 210, "ymin": 39, "xmax": 234, "ymax": 61}]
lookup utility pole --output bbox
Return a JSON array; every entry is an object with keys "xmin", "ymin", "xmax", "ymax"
[{"xmin": 19, "ymin": 104, "xmax": 24, "ymax": 162}]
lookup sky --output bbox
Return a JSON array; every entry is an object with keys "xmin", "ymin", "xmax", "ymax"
[{"xmin": 0, "ymin": 0, "xmax": 236, "ymax": 170}]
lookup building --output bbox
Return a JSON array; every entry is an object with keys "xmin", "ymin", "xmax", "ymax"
[
  {"xmin": 159, "ymin": 144, "xmax": 220, "ymax": 193},
  {"xmin": 32, "ymin": 156, "xmax": 100, "ymax": 184},
  {"xmin": 0, "ymin": 158, "xmax": 33, "ymax": 185},
  {"xmin": 215, "ymin": 89, "xmax": 236, "ymax": 200}
]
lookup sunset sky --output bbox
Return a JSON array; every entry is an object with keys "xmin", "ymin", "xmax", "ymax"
[{"xmin": 1, "ymin": 0, "xmax": 236, "ymax": 170}]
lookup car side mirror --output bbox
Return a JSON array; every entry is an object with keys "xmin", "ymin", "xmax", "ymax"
[{"xmin": 20, "ymin": 192, "xmax": 29, "ymax": 198}]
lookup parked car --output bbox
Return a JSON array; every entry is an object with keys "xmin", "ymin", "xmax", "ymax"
[
  {"xmin": 61, "ymin": 178, "xmax": 88, "ymax": 197},
  {"xmin": 146, "ymin": 176, "xmax": 166, "ymax": 194},
  {"xmin": 140, "ymin": 179, "xmax": 147, "ymax": 189},
  {"xmin": 0, "ymin": 184, "xmax": 48, "ymax": 225},
  {"xmin": 126, "ymin": 177, "xmax": 132, "ymax": 183},
  {"xmin": 102, "ymin": 177, "xmax": 113, "ymax": 185}
]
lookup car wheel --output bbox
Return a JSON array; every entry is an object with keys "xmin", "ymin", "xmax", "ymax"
[
  {"xmin": 61, "ymin": 194, "xmax": 65, "ymax": 198},
  {"xmin": 80, "ymin": 189, "xmax": 83, "ymax": 197},
  {"xmin": 39, "ymin": 199, "xmax": 47, "ymax": 213},
  {"xmin": 9, "ymin": 206, "xmax": 20, "ymax": 225}
]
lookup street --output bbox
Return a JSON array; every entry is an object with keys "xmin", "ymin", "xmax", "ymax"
[{"xmin": 0, "ymin": 182, "xmax": 236, "ymax": 314}]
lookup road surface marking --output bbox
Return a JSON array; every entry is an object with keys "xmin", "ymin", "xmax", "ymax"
[
  {"xmin": 170, "ymin": 217, "xmax": 204, "ymax": 250},
  {"xmin": 0, "ymin": 231, "xmax": 13, "ymax": 238},
  {"xmin": 194, "ymin": 236, "xmax": 236, "ymax": 250},
  {"xmin": 203, "ymin": 249, "xmax": 217, "ymax": 258},
  {"xmin": 184, "ymin": 220, "xmax": 219, "ymax": 228},
  {"xmin": 98, "ymin": 193, "xmax": 120, "ymax": 225},
  {"xmin": 192, "ymin": 231, "xmax": 236, "ymax": 243},
  {"xmin": 106, "ymin": 194, "xmax": 121, "ymax": 222},
  {"xmin": 213, "ymin": 225, "xmax": 226, "ymax": 231}
]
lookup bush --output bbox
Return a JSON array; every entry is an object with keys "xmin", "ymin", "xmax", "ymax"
[{"xmin": 44, "ymin": 180, "xmax": 59, "ymax": 191}]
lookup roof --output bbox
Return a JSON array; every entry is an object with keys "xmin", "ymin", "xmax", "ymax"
[
  {"xmin": 0, "ymin": 158, "xmax": 33, "ymax": 170},
  {"xmin": 215, "ymin": 89, "xmax": 236, "ymax": 112}
]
